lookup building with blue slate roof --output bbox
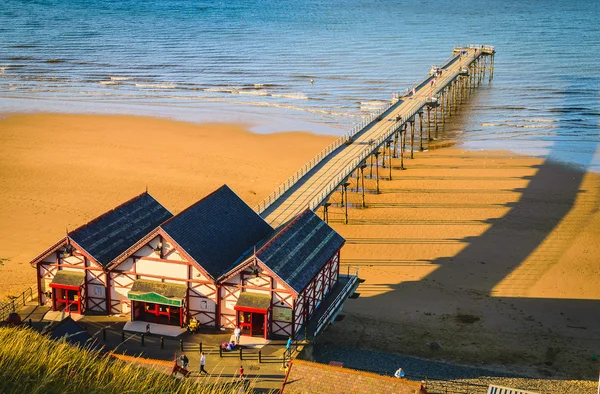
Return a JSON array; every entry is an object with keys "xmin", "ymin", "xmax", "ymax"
[
  {"xmin": 31, "ymin": 192, "xmax": 172, "ymax": 315},
  {"xmin": 31, "ymin": 185, "xmax": 345, "ymax": 339}
]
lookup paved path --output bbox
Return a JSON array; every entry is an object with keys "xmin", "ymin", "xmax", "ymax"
[{"xmin": 261, "ymin": 46, "xmax": 493, "ymax": 227}]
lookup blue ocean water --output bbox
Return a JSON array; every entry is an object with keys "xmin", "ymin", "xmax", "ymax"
[{"xmin": 1, "ymin": 0, "xmax": 599, "ymax": 170}]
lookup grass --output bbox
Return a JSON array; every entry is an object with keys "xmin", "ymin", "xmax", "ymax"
[{"xmin": 0, "ymin": 327, "xmax": 250, "ymax": 394}]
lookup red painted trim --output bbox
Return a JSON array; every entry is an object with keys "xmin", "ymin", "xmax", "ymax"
[
  {"xmin": 50, "ymin": 283, "xmax": 81, "ymax": 290},
  {"xmin": 29, "ymin": 237, "xmax": 68, "ymax": 267},
  {"xmin": 234, "ymin": 306, "xmax": 268, "ymax": 314},
  {"xmin": 106, "ymin": 272, "xmax": 112, "ymax": 314},
  {"xmin": 215, "ymin": 283, "xmax": 221, "ymax": 328},
  {"xmin": 84, "ymin": 257, "xmax": 89, "ymax": 311},
  {"xmin": 36, "ymin": 262, "xmax": 42, "ymax": 305}
]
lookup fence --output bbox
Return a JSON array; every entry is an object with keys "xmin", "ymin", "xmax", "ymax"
[{"xmin": 0, "ymin": 285, "xmax": 36, "ymax": 321}]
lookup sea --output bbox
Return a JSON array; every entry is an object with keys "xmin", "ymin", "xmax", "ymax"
[{"xmin": 1, "ymin": 0, "xmax": 599, "ymax": 171}]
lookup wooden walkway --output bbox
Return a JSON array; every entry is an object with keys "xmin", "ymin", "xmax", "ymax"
[{"xmin": 258, "ymin": 45, "xmax": 495, "ymax": 227}]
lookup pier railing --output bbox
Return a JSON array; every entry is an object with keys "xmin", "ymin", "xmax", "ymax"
[
  {"xmin": 255, "ymin": 46, "xmax": 487, "ymax": 216},
  {"xmin": 254, "ymin": 106, "xmax": 390, "ymax": 214}
]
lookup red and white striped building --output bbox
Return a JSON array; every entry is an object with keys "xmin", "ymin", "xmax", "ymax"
[{"xmin": 31, "ymin": 186, "xmax": 344, "ymax": 339}]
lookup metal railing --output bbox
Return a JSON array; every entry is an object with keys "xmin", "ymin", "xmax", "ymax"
[
  {"xmin": 254, "ymin": 106, "xmax": 391, "ymax": 214},
  {"xmin": 255, "ymin": 46, "xmax": 483, "ymax": 216},
  {"xmin": 313, "ymin": 267, "xmax": 359, "ymax": 337},
  {"xmin": 0, "ymin": 285, "xmax": 36, "ymax": 321}
]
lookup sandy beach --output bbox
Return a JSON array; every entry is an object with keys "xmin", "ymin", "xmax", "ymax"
[
  {"xmin": 1, "ymin": 113, "xmax": 599, "ymax": 381},
  {"xmin": 319, "ymin": 146, "xmax": 600, "ymax": 379},
  {"xmin": 0, "ymin": 114, "xmax": 335, "ymax": 297}
]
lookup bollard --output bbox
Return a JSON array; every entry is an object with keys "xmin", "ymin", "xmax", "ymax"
[
  {"xmin": 121, "ymin": 331, "xmax": 125, "ymax": 342},
  {"xmin": 219, "ymin": 346, "xmax": 223, "ymax": 358},
  {"xmin": 239, "ymin": 347, "xmax": 243, "ymax": 360},
  {"xmin": 199, "ymin": 342, "xmax": 202, "ymax": 354},
  {"xmin": 180, "ymin": 339, "xmax": 183, "ymax": 351},
  {"xmin": 160, "ymin": 336, "xmax": 164, "ymax": 349},
  {"xmin": 28, "ymin": 318, "xmax": 32, "ymax": 327},
  {"xmin": 102, "ymin": 328, "xmax": 106, "ymax": 341},
  {"xmin": 141, "ymin": 333, "xmax": 144, "ymax": 346},
  {"xmin": 258, "ymin": 350, "xmax": 262, "ymax": 364}
]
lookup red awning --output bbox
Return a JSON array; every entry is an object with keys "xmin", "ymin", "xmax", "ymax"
[{"xmin": 234, "ymin": 292, "xmax": 271, "ymax": 313}]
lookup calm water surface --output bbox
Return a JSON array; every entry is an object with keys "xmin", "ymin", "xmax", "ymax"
[{"xmin": 1, "ymin": 0, "xmax": 599, "ymax": 169}]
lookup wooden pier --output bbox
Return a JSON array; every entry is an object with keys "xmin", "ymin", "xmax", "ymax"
[{"xmin": 257, "ymin": 45, "xmax": 495, "ymax": 227}]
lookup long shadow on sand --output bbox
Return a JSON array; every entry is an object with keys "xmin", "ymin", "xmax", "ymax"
[{"xmin": 315, "ymin": 79, "xmax": 600, "ymax": 381}]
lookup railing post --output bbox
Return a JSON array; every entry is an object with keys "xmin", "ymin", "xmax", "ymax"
[
  {"xmin": 121, "ymin": 331, "xmax": 125, "ymax": 342},
  {"xmin": 141, "ymin": 333, "xmax": 145, "ymax": 346},
  {"xmin": 180, "ymin": 339, "xmax": 184, "ymax": 351},
  {"xmin": 160, "ymin": 336, "xmax": 164, "ymax": 349},
  {"xmin": 259, "ymin": 350, "xmax": 262, "ymax": 363},
  {"xmin": 199, "ymin": 342, "xmax": 202, "ymax": 354},
  {"xmin": 102, "ymin": 328, "xmax": 106, "ymax": 341},
  {"xmin": 219, "ymin": 346, "xmax": 223, "ymax": 357},
  {"xmin": 239, "ymin": 347, "xmax": 243, "ymax": 360}
]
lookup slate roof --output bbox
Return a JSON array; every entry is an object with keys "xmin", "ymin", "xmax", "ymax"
[
  {"xmin": 257, "ymin": 209, "xmax": 345, "ymax": 294},
  {"xmin": 69, "ymin": 193, "xmax": 172, "ymax": 267},
  {"xmin": 161, "ymin": 185, "xmax": 273, "ymax": 279},
  {"xmin": 43, "ymin": 316, "xmax": 103, "ymax": 352},
  {"xmin": 51, "ymin": 270, "xmax": 85, "ymax": 287},
  {"xmin": 235, "ymin": 292, "xmax": 271, "ymax": 311}
]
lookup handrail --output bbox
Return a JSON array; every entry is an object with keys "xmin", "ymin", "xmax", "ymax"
[
  {"xmin": 254, "ymin": 104, "xmax": 392, "ymax": 214},
  {"xmin": 314, "ymin": 268, "xmax": 359, "ymax": 337},
  {"xmin": 0, "ymin": 285, "xmax": 36, "ymax": 321}
]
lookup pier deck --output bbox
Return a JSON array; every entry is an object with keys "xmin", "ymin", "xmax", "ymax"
[{"xmin": 259, "ymin": 45, "xmax": 495, "ymax": 227}]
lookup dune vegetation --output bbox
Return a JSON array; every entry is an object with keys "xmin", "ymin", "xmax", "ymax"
[{"xmin": 0, "ymin": 327, "xmax": 247, "ymax": 394}]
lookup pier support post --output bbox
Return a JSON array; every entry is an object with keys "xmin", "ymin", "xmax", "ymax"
[
  {"xmin": 441, "ymin": 92, "xmax": 445, "ymax": 124},
  {"xmin": 400, "ymin": 131, "xmax": 405, "ymax": 170},
  {"xmin": 360, "ymin": 164, "xmax": 367, "ymax": 208},
  {"xmin": 419, "ymin": 111, "xmax": 424, "ymax": 151},
  {"xmin": 387, "ymin": 141, "xmax": 393, "ymax": 180},
  {"xmin": 434, "ymin": 106, "xmax": 439, "ymax": 137},
  {"xmin": 343, "ymin": 182, "xmax": 350, "ymax": 224},
  {"xmin": 374, "ymin": 152, "xmax": 380, "ymax": 194},
  {"xmin": 323, "ymin": 203, "xmax": 331, "ymax": 223},
  {"xmin": 393, "ymin": 131, "xmax": 399, "ymax": 158},
  {"xmin": 427, "ymin": 107, "xmax": 432, "ymax": 141},
  {"xmin": 410, "ymin": 120, "xmax": 415, "ymax": 159}
]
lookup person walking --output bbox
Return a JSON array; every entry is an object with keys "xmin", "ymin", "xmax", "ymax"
[
  {"xmin": 238, "ymin": 365, "xmax": 244, "ymax": 380},
  {"xmin": 199, "ymin": 352, "xmax": 208, "ymax": 375},
  {"xmin": 286, "ymin": 336, "xmax": 293, "ymax": 357},
  {"xmin": 234, "ymin": 326, "xmax": 241, "ymax": 344}
]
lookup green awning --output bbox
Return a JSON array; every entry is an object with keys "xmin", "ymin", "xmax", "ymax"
[
  {"xmin": 127, "ymin": 279, "xmax": 187, "ymax": 307},
  {"xmin": 234, "ymin": 292, "xmax": 271, "ymax": 312},
  {"xmin": 50, "ymin": 271, "xmax": 85, "ymax": 288}
]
